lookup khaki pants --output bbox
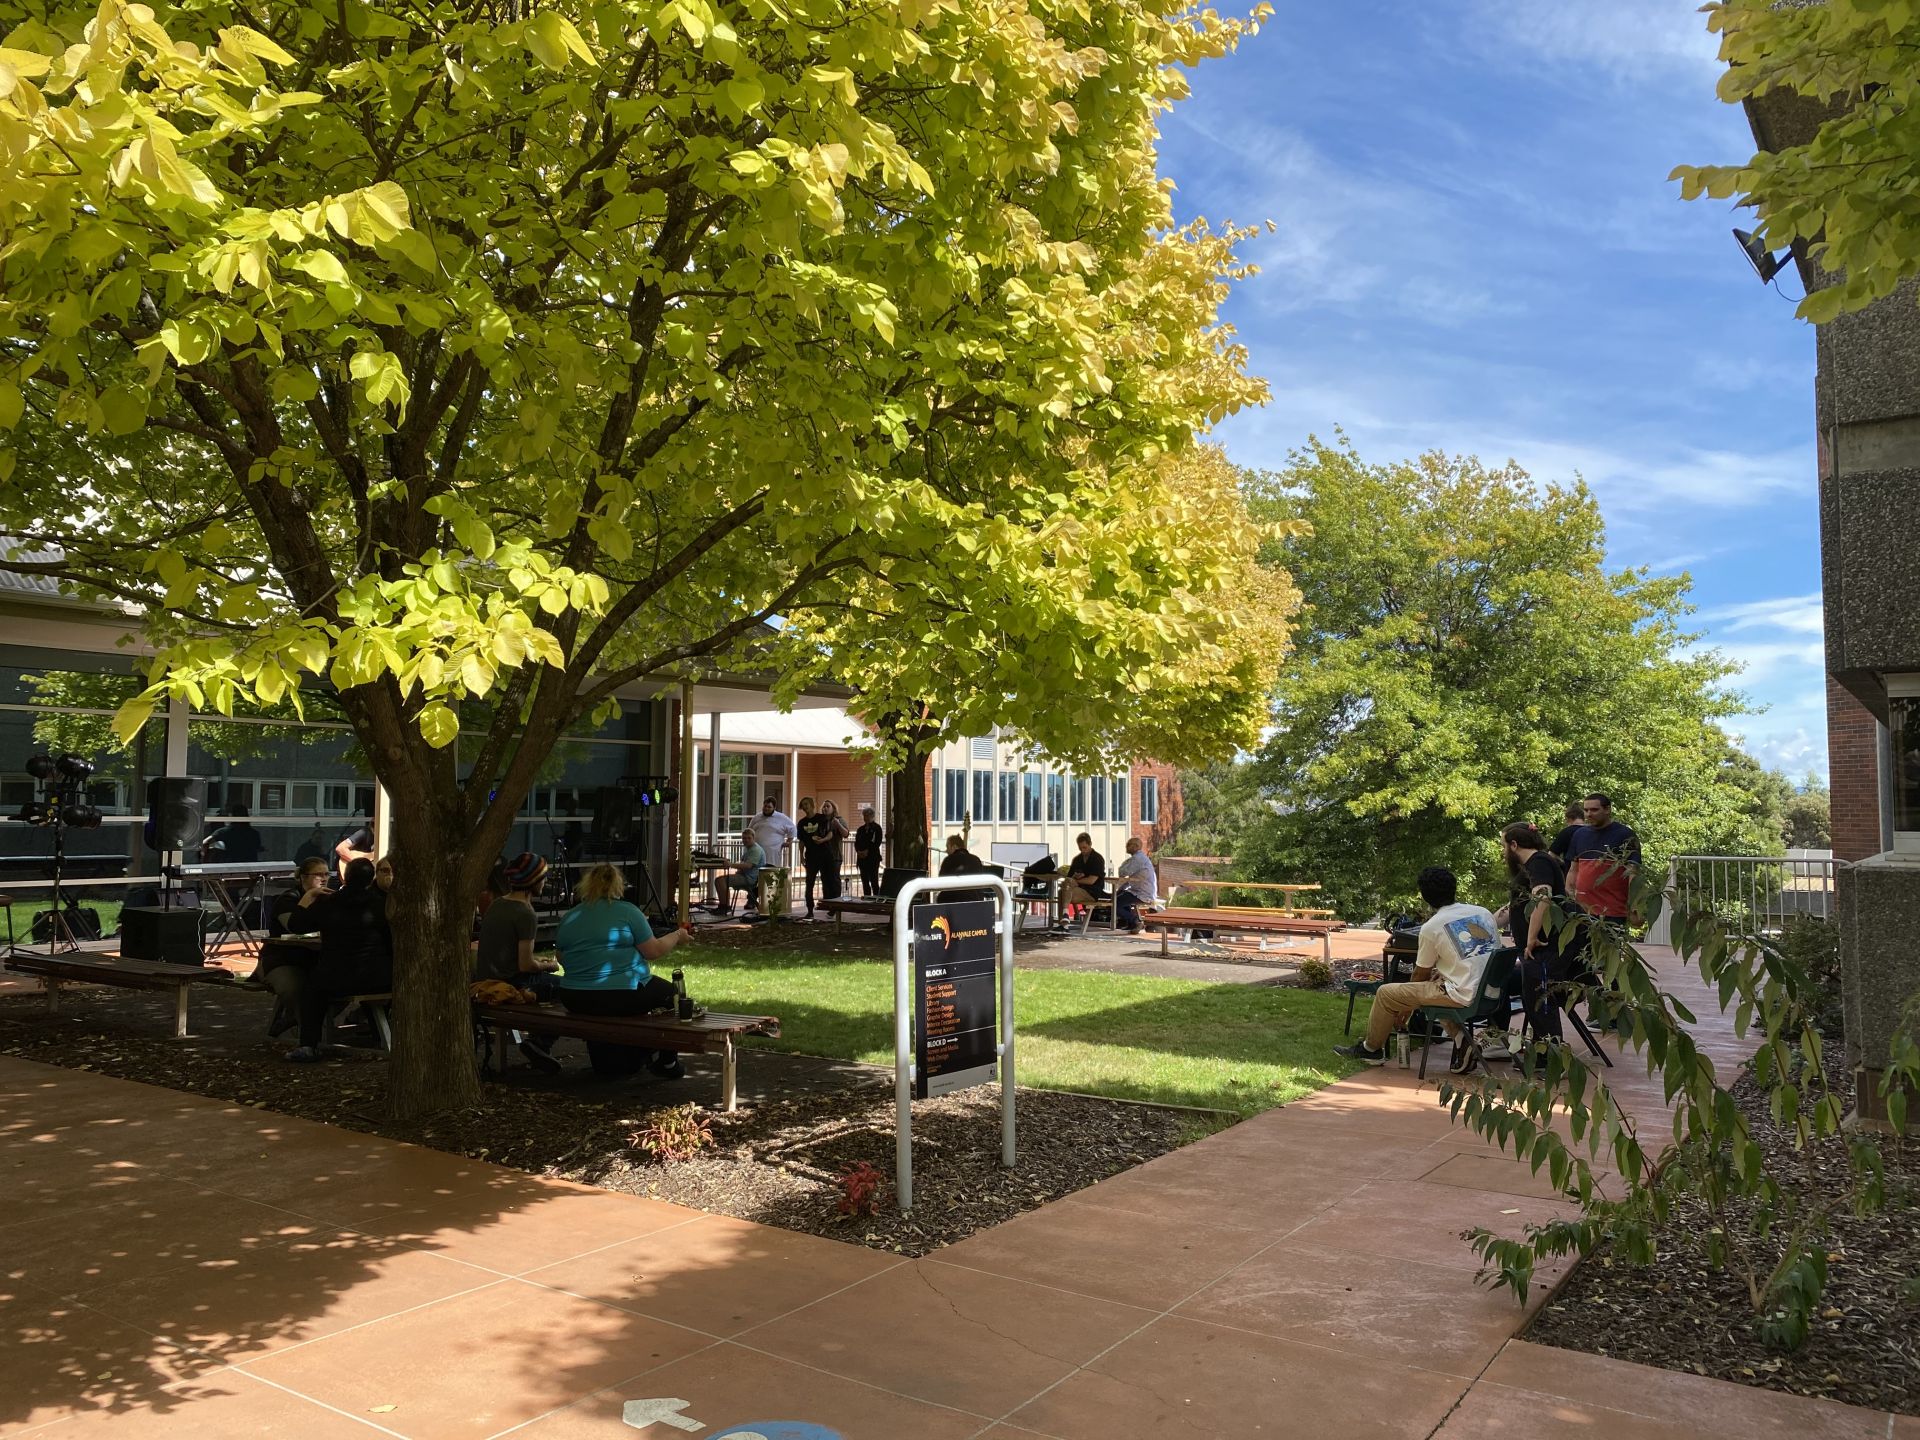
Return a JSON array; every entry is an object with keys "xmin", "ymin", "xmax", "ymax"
[{"xmin": 1364, "ymin": 979, "xmax": 1469, "ymax": 1051}]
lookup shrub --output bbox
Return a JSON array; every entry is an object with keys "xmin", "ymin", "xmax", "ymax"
[
  {"xmin": 629, "ymin": 1103, "xmax": 715, "ymax": 1164},
  {"xmin": 1296, "ymin": 956, "xmax": 1333, "ymax": 988},
  {"xmin": 836, "ymin": 1161, "xmax": 886, "ymax": 1218}
]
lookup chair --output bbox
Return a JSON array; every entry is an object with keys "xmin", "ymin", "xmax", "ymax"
[
  {"xmin": 1343, "ymin": 975, "xmax": 1385, "ymax": 1036},
  {"xmin": 1414, "ymin": 946, "xmax": 1522, "ymax": 1080}
]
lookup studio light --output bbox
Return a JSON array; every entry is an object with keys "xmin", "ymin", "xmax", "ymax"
[
  {"xmin": 1733, "ymin": 227, "xmax": 1785, "ymax": 285},
  {"xmin": 55, "ymin": 754, "xmax": 95, "ymax": 781},
  {"xmin": 15, "ymin": 799, "xmax": 52, "ymax": 825},
  {"xmin": 60, "ymin": 803, "xmax": 103, "ymax": 829},
  {"xmin": 25, "ymin": 754, "xmax": 55, "ymax": 781}
]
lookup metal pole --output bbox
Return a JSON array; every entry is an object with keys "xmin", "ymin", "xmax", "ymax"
[
  {"xmin": 1000, "ymin": 880, "xmax": 1016, "ymax": 1168},
  {"xmin": 677, "ymin": 682, "xmax": 694, "ymax": 931}
]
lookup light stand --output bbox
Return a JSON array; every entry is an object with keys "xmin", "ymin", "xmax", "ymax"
[{"xmin": 15, "ymin": 753, "xmax": 104, "ymax": 955}]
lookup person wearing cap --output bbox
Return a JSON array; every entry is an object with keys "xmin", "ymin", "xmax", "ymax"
[
  {"xmin": 853, "ymin": 803, "xmax": 884, "ymax": 896},
  {"xmin": 474, "ymin": 851, "xmax": 564, "ymax": 1072}
]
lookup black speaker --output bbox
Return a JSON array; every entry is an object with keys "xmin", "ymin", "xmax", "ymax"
[
  {"xmin": 120, "ymin": 906, "xmax": 203, "ymax": 964},
  {"xmin": 590, "ymin": 786, "xmax": 633, "ymax": 844},
  {"xmin": 146, "ymin": 777, "xmax": 208, "ymax": 850}
]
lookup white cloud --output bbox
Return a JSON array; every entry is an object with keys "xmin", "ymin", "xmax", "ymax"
[
  {"xmin": 1700, "ymin": 593, "xmax": 1825, "ymax": 636},
  {"xmin": 1466, "ymin": 0, "xmax": 1723, "ymax": 81}
]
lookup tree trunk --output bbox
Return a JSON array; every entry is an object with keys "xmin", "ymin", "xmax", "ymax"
[
  {"xmin": 890, "ymin": 746, "xmax": 931, "ymax": 872},
  {"xmin": 383, "ymin": 777, "xmax": 484, "ymax": 1119}
]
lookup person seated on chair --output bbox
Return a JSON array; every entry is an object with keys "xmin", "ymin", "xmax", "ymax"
[
  {"xmin": 1503, "ymin": 821, "xmax": 1589, "ymax": 1051},
  {"xmin": 286, "ymin": 857, "xmax": 393, "ymax": 1062},
  {"xmin": 555, "ymin": 862, "xmax": 694, "ymax": 1080},
  {"xmin": 938, "ymin": 834, "xmax": 984, "ymax": 876},
  {"xmin": 1057, "ymin": 832, "xmax": 1106, "ymax": 922},
  {"xmin": 1113, "ymin": 837, "xmax": 1159, "ymax": 934},
  {"xmin": 707, "ymin": 831, "xmax": 765, "ymax": 915},
  {"xmin": 474, "ymin": 851, "xmax": 564, "ymax": 1073},
  {"xmin": 253, "ymin": 856, "xmax": 330, "ymax": 1025},
  {"xmin": 1335, "ymin": 865, "xmax": 1498, "ymax": 1074}
]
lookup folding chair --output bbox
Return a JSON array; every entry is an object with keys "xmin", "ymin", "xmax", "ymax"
[{"xmin": 1415, "ymin": 947, "xmax": 1522, "ymax": 1080}]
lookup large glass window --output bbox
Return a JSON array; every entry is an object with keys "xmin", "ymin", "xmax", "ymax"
[
  {"xmin": 1046, "ymin": 773, "xmax": 1065, "ymax": 823},
  {"xmin": 1069, "ymin": 777, "xmax": 1087, "ymax": 824},
  {"xmin": 1022, "ymin": 771, "xmax": 1043, "ymax": 823},
  {"xmin": 1893, "ymin": 684, "xmax": 1920, "ymax": 852},
  {"xmin": 944, "ymin": 767, "xmax": 968, "ymax": 824},
  {"xmin": 1139, "ymin": 775, "xmax": 1160, "ymax": 824},
  {"xmin": 1090, "ymin": 775, "xmax": 1108, "ymax": 823},
  {"xmin": 972, "ymin": 769, "xmax": 994, "ymax": 824},
  {"xmin": 1111, "ymin": 777, "xmax": 1129, "ymax": 824},
  {"xmin": 998, "ymin": 770, "xmax": 1018, "ymax": 824}
]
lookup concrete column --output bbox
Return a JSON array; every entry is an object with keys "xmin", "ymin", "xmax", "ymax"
[{"xmin": 707, "ymin": 709, "xmax": 722, "ymax": 851}]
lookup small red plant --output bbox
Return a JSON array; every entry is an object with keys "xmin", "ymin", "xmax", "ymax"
[{"xmin": 836, "ymin": 1161, "xmax": 886, "ymax": 1218}]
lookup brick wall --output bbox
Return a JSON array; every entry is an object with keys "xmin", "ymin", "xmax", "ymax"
[
  {"xmin": 1131, "ymin": 759, "xmax": 1183, "ymax": 851},
  {"xmin": 796, "ymin": 752, "xmax": 879, "ymax": 814},
  {"xmin": 1828, "ymin": 677, "xmax": 1883, "ymax": 861}
]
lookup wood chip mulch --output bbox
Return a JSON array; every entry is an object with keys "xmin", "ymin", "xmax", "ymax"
[
  {"xmin": 0, "ymin": 982, "xmax": 1202, "ymax": 1257},
  {"xmin": 1523, "ymin": 1066, "xmax": 1920, "ymax": 1416}
]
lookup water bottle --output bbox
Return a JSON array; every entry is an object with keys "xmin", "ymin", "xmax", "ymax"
[{"xmin": 672, "ymin": 966, "xmax": 691, "ymax": 1018}]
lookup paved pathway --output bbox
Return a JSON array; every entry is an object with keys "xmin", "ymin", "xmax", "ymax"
[{"xmin": 1, "ymin": 948, "xmax": 1908, "ymax": 1439}]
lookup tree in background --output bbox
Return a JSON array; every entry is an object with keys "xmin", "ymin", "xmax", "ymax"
[
  {"xmin": 1165, "ymin": 760, "xmax": 1269, "ymax": 858},
  {"xmin": 1233, "ymin": 438, "xmax": 1762, "ymax": 917},
  {"xmin": 0, "ymin": 0, "xmax": 1273, "ymax": 1115},
  {"xmin": 1784, "ymin": 771, "xmax": 1832, "ymax": 850},
  {"xmin": 1673, "ymin": 1, "xmax": 1920, "ymax": 323}
]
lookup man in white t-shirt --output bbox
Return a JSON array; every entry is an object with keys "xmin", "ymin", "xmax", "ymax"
[
  {"xmin": 746, "ymin": 796, "xmax": 797, "ymax": 863},
  {"xmin": 1335, "ymin": 866, "xmax": 1499, "ymax": 1075}
]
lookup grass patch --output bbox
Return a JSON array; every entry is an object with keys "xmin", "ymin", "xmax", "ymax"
[{"xmin": 689, "ymin": 946, "xmax": 1358, "ymax": 1117}]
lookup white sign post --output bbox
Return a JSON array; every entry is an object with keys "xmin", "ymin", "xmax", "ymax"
[{"xmin": 892, "ymin": 874, "xmax": 1017, "ymax": 1213}]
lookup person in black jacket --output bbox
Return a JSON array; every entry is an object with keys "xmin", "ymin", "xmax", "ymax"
[
  {"xmin": 939, "ymin": 834, "xmax": 984, "ymax": 875},
  {"xmin": 801, "ymin": 800, "xmax": 850, "ymax": 914},
  {"xmin": 852, "ymin": 804, "xmax": 884, "ymax": 896},
  {"xmin": 286, "ymin": 857, "xmax": 393, "ymax": 1062}
]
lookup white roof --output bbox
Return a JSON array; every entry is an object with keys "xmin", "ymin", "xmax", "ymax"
[{"xmin": 714, "ymin": 708, "xmax": 867, "ymax": 750}]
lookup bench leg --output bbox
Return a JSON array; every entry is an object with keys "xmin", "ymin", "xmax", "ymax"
[
  {"xmin": 371, "ymin": 1004, "xmax": 393, "ymax": 1052},
  {"xmin": 43, "ymin": 976, "xmax": 59, "ymax": 1016},
  {"xmin": 173, "ymin": 985, "xmax": 189, "ymax": 1039},
  {"xmin": 721, "ymin": 1033, "xmax": 737, "ymax": 1113},
  {"xmin": 1160, "ymin": 927, "xmax": 1169, "ymax": 958},
  {"xmin": 1322, "ymin": 933, "xmax": 1332, "ymax": 965},
  {"xmin": 497, "ymin": 1023, "xmax": 513, "ymax": 1073}
]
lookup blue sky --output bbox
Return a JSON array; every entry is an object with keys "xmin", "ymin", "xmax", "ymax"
[{"xmin": 1159, "ymin": 1, "xmax": 1827, "ymax": 778}]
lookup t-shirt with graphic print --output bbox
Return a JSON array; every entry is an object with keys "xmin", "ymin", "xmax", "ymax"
[{"xmin": 1416, "ymin": 903, "xmax": 1500, "ymax": 1006}]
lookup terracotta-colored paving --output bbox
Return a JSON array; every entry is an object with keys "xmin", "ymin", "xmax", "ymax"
[{"xmin": 1, "ymin": 947, "xmax": 1908, "ymax": 1438}]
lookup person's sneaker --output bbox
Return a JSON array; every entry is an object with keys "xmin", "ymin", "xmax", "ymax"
[
  {"xmin": 1449, "ymin": 1041, "xmax": 1482, "ymax": 1076},
  {"xmin": 519, "ymin": 1039, "xmax": 562, "ymax": 1074},
  {"xmin": 283, "ymin": 1046, "xmax": 326, "ymax": 1064},
  {"xmin": 647, "ymin": 1053, "xmax": 686, "ymax": 1080},
  {"xmin": 1333, "ymin": 1041, "xmax": 1388, "ymax": 1065}
]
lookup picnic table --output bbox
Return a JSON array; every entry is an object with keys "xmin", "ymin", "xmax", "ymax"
[
  {"xmin": 1163, "ymin": 880, "xmax": 1325, "ymax": 916},
  {"xmin": 1141, "ymin": 908, "xmax": 1348, "ymax": 962},
  {"xmin": 2, "ymin": 952, "xmax": 235, "ymax": 1037}
]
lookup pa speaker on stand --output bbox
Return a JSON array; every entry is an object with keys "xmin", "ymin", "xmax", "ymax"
[{"xmin": 147, "ymin": 777, "xmax": 207, "ymax": 910}]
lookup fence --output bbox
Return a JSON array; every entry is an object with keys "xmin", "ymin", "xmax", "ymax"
[{"xmin": 1642, "ymin": 853, "xmax": 1838, "ymax": 946}]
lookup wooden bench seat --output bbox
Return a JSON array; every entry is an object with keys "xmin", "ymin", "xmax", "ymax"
[
  {"xmin": 820, "ymin": 897, "xmax": 893, "ymax": 929},
  {"xmin": 3, "ymin": 952, "xmax": 235, "ymax": 1037},
  {"xmin": 473, "ymin": 1003, "xmax": 781, "ymax": 1111},
  {"xmin": 1140, "ymin": 908, "xmax": 1348, "ymax": 962}
]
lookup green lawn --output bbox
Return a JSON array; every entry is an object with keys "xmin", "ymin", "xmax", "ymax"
[{"xmin": 690, "ymin": 946, "xmax": 1359, "ymax": 1117}]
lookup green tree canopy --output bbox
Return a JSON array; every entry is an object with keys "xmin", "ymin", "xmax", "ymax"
[
  {"xmin": 0, "ymin": 0, "xmax": 1277, "ymax": 1113},
  {"xmin": 1232, "ymin": 438, "xmax": 1765, "ymax": 917},
  {"xmin": 1672, "ymin": 0, "xmax": 1920, "ymax": 323}
]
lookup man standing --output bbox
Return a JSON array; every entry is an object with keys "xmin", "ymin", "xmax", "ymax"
[
  {"xmin": 1503, "ymin": 821, "xmax": 1589, "ymax": 1046},
  {"xmin": 1113, "ymin": 836, "xmax": 1159, "ymax": 933},
  {"xmin": 1335, "ymin": 866, "xmax": 1498, "ymax": 1075},
  {"xmin": 852, "ymin": 803, "xmax": 884, "ymax": 896},
  {"xmin": 1547, "ymin": 801, "xmax": 1584, "ymax": 863},
  {"xmin": 1565, "ymin": 793, "xmax": 1642, "ymax": 928},
  {"xmin": 747, "ymin": 796, "xmax": 797, "ymax": 865}
]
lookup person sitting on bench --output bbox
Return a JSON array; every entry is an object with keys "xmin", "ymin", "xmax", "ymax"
[
  {"xmin": 475, "ymin": 851, "xmax": 563, "ymax": 1072},
  {"xmin": 938, "ymin": 833, "xmax": 984, "ymax": 876},
  {"xmin": 1334, "ymin": 865, "xmax": 1498, "ymax": 1074},
  {"xmin": 252, "ymin": 856, "xmax": 330, "ymax": 1027},
  {"xmin": 1057, "ymin": 832, "xmax": 1106, "ymax": 924},
  {"xmin": 556, "ymin": 863, "xmax": 694, "ymax": 1080},
  {"xmin": 1113, "ymin": 837, "xmax": 1160, "ymax": 934},
  {"xmin": 706, "ymin": 831, "xmax": 765, "ymax": 915},
  {"xmin": 286, "ymin": 857, "xmax": 393, "ymax": 1063}
]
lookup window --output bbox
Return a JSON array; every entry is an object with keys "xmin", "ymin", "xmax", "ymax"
[
  {"xmin": 324, "ymin": 782, "xmax": 352, "ymax": 814},
  {"xmin": 1111, "ymin": 777, "xmax": 1128, "ymax": 823},
  {"xmin": 1069, "ymin": 777, "xmax": 1087, "ymax": 823},
  {"xmin": 1022, "ymin": 772, "xmax": 1043, "ymax": 823},
  {"xmin": 1139, "ymin": 775, "xmax": 1159, "ymax": 824},
  {"xmin": 1893, "ymin": 677, "xmax": 1920, "ymax": 853},
  {"xmin": 999, "ymin": 771, "xmax": 1019, "ymax": 823},
  {"xmin": 258, "ymin": 782, "xmax": 287, "ymax": 812},
  {"xmin": 1046, "ymin": 773, "xmax": 1065, "ymax": 823},
  {"xmin": 291, "ymin": 782, "xmax": 318, "ymax": 814},
  {"xmin": 944, "ymin": 767, "xmax": 968, "ymax": 824},
  {"xmin": 1090, "ymin": 775, "xmax": 1107, "ymax": 823},
  {"xmin": 973, "ymin": 769, "xmax": 995, "ymax": 824}
]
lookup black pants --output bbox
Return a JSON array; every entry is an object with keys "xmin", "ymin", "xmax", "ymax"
[
  {"xmin": 297, "ymin": 954, "xmax": 394, "ymax": 1048},
  {"xmin": 561, "ymin": 978, "xmax": 678, "ymax": 1076},
  {"xmin": 1117, "ymin": 888, "xmax": 1144, "ymax": 929},
  {"xmin": 1520, "ymin": 943, "xmax": 1586, "ymax": 1042},
  {"xmin": 804, "ymin": 857, "xmax": 843, "ymax": 912},
  {"xmin": 858, "ymin": 857, "xmax": 880, "ymax": 896}
]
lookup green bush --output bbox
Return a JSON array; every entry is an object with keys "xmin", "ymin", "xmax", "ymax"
[{"xmin": 1296, "ymin": 956, "xmax": 1333, "ymax": 988}]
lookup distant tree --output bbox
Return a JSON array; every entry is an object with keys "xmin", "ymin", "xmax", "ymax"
[
  {"xmin": 1164, "ymin": 760, "xmax": 1269, "ymax": 858},
  {"xmin": 1784, "ymin": 772, "xmax": 1832, "ymax": 850},
  {"xmin": 1234, "ymin": 438, "xmax": 1763, "ymax": 918},
  {"xmin": 1673, "ymin": 1, "xmax": 1920, "ymax": 324},
  {"xmin": 1714, "ymin": 747, "xmax": 1794, "ymax": 853}
]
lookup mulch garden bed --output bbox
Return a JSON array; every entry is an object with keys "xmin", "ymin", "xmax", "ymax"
[
  {"xmin": 1524, "ymin": 1065, "xmax": 1920, "ymax": 1415},
  {"xmin": 0, "ymin": 980, "xmax": 1201, "ymax": 1257}
]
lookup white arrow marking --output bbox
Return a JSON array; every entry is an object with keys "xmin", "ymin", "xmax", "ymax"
[{"xmin": 622, "ymin": 1397, "xmax": 705, "ymax": 1433}]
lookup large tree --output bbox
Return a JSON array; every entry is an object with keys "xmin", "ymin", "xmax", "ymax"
[
  {"xmin": 1672, "ymin": 0, "xmax": 1920, "ymax": 323},
  {"xmin": 0, "ymin": 0, "xmax": 1275, "ymax": 1115},
  {"xmin": 1233, "ymin": 439, "xmax": 1764, "ymax": 917}
]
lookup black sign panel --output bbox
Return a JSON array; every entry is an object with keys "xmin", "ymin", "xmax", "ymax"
[{"xmin": 913, "ymin": 898, "xmax": 998, "ymax": 1099}]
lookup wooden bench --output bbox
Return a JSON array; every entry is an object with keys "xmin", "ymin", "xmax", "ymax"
[
  {"xmin": 473, "ymin": 1004, "xmax": 780, "ymax": 1111},
  {"xmin": 820, "ymin": 897, "xmax": 892, "ymax": 930},
  {"xmin": 1141, "ymin": 908, "xmax": 1348, "ymax": 962},
  {"xmin": 2, "ymin": 952, "xmax": 236, "ymax": 1037}
]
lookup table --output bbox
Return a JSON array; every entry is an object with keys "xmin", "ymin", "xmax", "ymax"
[{"xmin": 1163, "ymin": 880, "xmax": 1324, "ymax": 916}]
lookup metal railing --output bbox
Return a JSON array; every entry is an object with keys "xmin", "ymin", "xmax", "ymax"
[{"xmin": 1643, "ymin": 853, "xmax": 1838, "ymax": 945}]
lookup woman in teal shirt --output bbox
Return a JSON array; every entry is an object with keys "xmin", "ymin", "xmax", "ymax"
[{"xmin": 556, "ymin": 863, "xmax": 693, "ymax": 1078}]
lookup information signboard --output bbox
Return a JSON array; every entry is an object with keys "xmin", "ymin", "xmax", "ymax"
[{"xmin": 913, "ymin": 897, "xmax": 998, "ymax": 1098}]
